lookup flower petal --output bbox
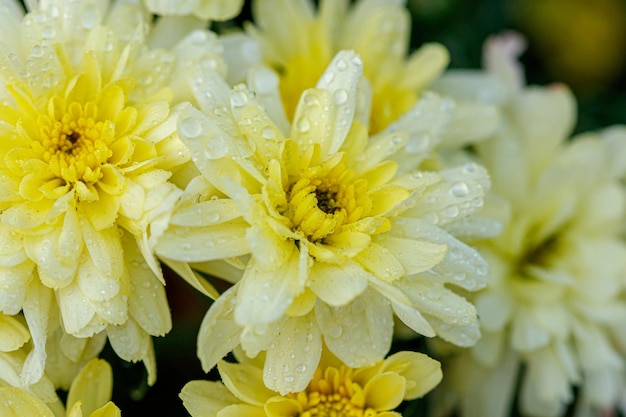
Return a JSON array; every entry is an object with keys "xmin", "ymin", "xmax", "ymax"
[
  {"xmin": 197, "ymin": 287, "xmax": 243, "ymax": 372},
  {"xmin": 316, "ymin": 289, "xmax": 392, "ymax": 368},
  {"xmin": 218, "ymin": 360, "xmax": 274, "ymax": 405},
  {"xmin": 308, "ymin": 260, "xmax": 370, "ymax": 307},
  {"xmin": 67, "ymin": 359, "xmax": 113, "ymax": 417},
  {"xmin": 263, "ymin": 313, "xmax": 321, "ymax": 395}
]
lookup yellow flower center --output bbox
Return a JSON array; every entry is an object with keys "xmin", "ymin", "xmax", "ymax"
[
  {"xmin": 34, "ymin": 100, "xmax": 114, "ymax": 185},
  {"xmin": 292, "ymin": 366, "xmax": 378, "ymax": 417},
  {"xmin": 285, "ymin": 154, "xmax": 371, "ymax": 242}
]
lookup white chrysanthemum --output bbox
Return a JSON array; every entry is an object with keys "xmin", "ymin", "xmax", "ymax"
[
  {"xmin": 0, "ymin": 0, "xmax": 225, "ymax": 385},
  {"xmin": 154, "ymin": 50, "xmax": 491, "ymax": 394},
  {"xmin": 432, "ymin": 33, "xmax": 626, "ymax": 417}
]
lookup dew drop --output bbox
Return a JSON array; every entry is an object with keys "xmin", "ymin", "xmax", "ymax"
[
  {"xmin": 463, "ymin": 163, "xmax": 477, "ymax": 173},
  {"xmin": 81, "ymin": 6, "xmax": 100, "ymax": 29},
  {"xmin": 444, "ymin": 205, "xmax": 459, "ymax": 218},
  {"xmin": 296, "ymin": 364, "xmax": 307, "ymax": 373},
  {"xmin": 336, "ymin": 59, "xmax": 347, "ymax": 71},
  {"xmin": 322, "ymin": 71, "xmax": 335, "ymax": 83},
  {"xmin": 31, "ymin": 45, "xmax": 43, "ymax": 58},
  {"xmin": 230, "ymin": 90, "xmax": 247, "ymax": 107},
  {"xmin": 284, "ymin": 375, "xmax": 295, "ymax": 383},
  {"xmin": 262, "ymin": 127, "xmax": 275, "ymax": 140},
  {"xmin": 297, "ymin": 117, "xmax": 311, "ymax": 133},
  {"xmin": 333, "ymin": 89, "xmax": 348, "ymax": 105},
  {"xmin": 450, "ymin": 182, "xmax": 469, "ymax": 197},
  {"xmin": 180, "ymin": 117, "xmax": 202, "ymax": 138}
]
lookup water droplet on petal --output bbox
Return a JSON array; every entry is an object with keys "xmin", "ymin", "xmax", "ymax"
[
  {"xmin": 262, "ymin": 127, "xmax": 275, "ymax": 140},
  {"xmin": 181, "ymin": 117, "xmax": 202, "ymax": 138},
  {"xmin": 231, "ymin": 90, "xmax": 247, "ymax": 107},
  {"xmin": 333, "ymin": 89, "xmax": 348, "ymax": 105},
  {"xmin": 336, "ymin": 59, "xmax": 347, "ymax": 71},
  {"xmin": 297, "ymin": 117, "xmax": 311, "ymax": 133},
  {"xmin": 450, "ymin": 182, "xmax": 469, "ymax": 197}
]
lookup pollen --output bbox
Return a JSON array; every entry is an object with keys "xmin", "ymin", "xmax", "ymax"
[
  {"xmin": 285, "ymin": 154, "xmax": 372, "ymax": 242},
  {"xmin": 291, "ymin": 366, "xmax": 377, "ymax": 417},
  {"xmin": 34, "ymin": 100, "xmax": 114, "ymax": 185}
]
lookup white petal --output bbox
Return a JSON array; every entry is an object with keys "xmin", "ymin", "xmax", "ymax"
[
  {"xmin": 22, "ymin": 283, "xmax": 53, "ymax": 386},
  {"xmin": 263, "ymin": 314, "xmax": 321, "ymax": 395},
  {"xmin": 234, "ymin": 250, "xmax": 302, "ymax": 327},
  {"xmin": 315, "ymin": 289, "xmax": 392, "ymax": 368},
  {"xmin": 197, "ymin": 287, "xmax": 242, "ymax": 372},
  {"xmin": 308, "ymin": 260, "xmax": 370, "ymax": 307},
  {"xmin": 314, "ymin": 50, "xmax": 362, "ymax": 156}
]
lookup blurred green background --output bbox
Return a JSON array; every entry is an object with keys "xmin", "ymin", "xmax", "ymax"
[{"xmin": 100, "ymin": 0, "xmax": 626, "ymax": 415}]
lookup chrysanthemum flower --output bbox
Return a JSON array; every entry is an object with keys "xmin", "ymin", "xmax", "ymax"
[
  {"xmin": 180, "ymin": 347, "xmax": 442, "ymax": 417},
  {"xmin": 432, "ymin": 33, "xmax": 626, "ymax": 417},
  {"xmin": 144, "ymin": 0, "xmax": 244, "ymax": 21},
  {"xmin": 0, "ymin": 358, "xmax": 120, "ymax": 417},
  {"xmin": 243, "ymin": 0, "xmax": 449, "ymax": 135},
  {"xmin": 0, "ymin": 0, "xmax": 218, "ymax": 384},
  {"xmin": 155, "ymin": 49, "xmax": 490, "ymax": 393}
]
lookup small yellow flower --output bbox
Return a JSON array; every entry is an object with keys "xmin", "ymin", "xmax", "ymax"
[
  {"xmin": 246, "ymin": 0, "xmax": 449, "ymax": 134},
  {"xmin": 0, "ymin": 358, "xmax": 120, "ymax": 417},
  {"xmin": 180, "ymin": 349, "xmax": 442, "ymax": 417},
  {"xmin": 156, "ymin": 50, "xmax": 490, "ymax": 393}
]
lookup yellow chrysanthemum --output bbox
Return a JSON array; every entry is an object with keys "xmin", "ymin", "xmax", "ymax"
[
  {"xmin": 156, "ymin": 50, "xmax": 491, "ymax": 394},
  {"xmin": 0, "ymin": 0, "xmax": 225, "ymax": 385},
  {"xmin": 432, "ymin": 33, "xmax": 626, "ymax": 417},
  {"xmin": 180, "ymin": 348, "xmax": 442, "ymax": 417},
  {"xmin": 0, "ymin": 358, "xmax": 120, "ymax": 417},
  {"xmin": 246, "ymin": 0, "xmax": 449, "ymax": 134}
]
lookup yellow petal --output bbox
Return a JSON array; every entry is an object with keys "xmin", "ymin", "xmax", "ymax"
[
  {"xmin": 218, "ymin": 361, "xmax": 274, "ymax": 406},
  {"xmin": 363, "ymin": 372, "xmax": 406, "ymax": 411},
  {"xmin": 264, "ymin": 396, "xmax": 302, "ymax": 417},
  {"xmin": 67, "ymin": 359, "xmax": 113, "ymax": 417},
  {"xmin": 354, "ymin": 242, "xmax": 404, "ymax": 282},
  {"xmin": 180, "ymin": 381, "xmax": 239, "ymax": 417},
  {"xmin": 0, "ymin": 387, "xmax": 55, "ymax": 417},
  {"xmin": 0, "ymin": 314, "xmax": 30, "ymax": 352},
  {"xmin": 381, "ymin": 351, "xmax": 442, "ymax": 400},
  {"xmin": 89, "ymin": 402, "xmax": 121, "ymax": 417}
]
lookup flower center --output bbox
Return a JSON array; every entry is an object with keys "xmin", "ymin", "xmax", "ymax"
[
  {"xmin": 292, "ymin": 366, "xmax": 377, "ymax": 417},
  {"xmin": 35, "ymin": 100, "xmax": 114, "ymax": 185},
  {"xmin": 285, "ymin": 155, "xmax": 371, "ymax": 242}
]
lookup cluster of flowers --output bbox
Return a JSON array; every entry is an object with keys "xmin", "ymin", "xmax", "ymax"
[{"xmin": 0, "ymin": 0, "xmax": 625, "ymax": 416}]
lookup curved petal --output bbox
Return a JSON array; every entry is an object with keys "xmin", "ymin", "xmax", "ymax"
[
  {"xmin": 218, "ymin": 361, "xmax": 274, "ymax": 406},
  {"xmin": 308, "ymin": 260, "xmax": 370, "ymax": 307},
  {"xmin": 363, "ymin": 372, "xmax": 406, "ymax": 411},
  {"xmin": 316, "ymin": 289, "xmax": 392, "ymax": 368},
  {"xmin": 263, "ymin": 314, "xmax": 321, "ymax": 395}
]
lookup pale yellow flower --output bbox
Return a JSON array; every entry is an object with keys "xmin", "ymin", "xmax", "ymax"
[
  {"xmin": 0, "ymin": 0, "xmax": 217, "ymax": 385},
  {"xmin": 0, "ymin": 358, "xmax": 120, "ymax": 417},
  {"xmin": 144, "ymin": 0, "xmax": 244, "ymax": 21},
  {"xmin": 155, "ymin": 50, "xmax": 491, "ymax": 393},
  {"xmin": 180, "ymin": 348, "xmax": 442, "ymax": 417},
  {"xmin": 432, "ymin": 33, "xmax": 626, "ymax": 417},
  {"xmin": 244, "ymin": 0, "xmax": 449, "ymax": 134}
]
